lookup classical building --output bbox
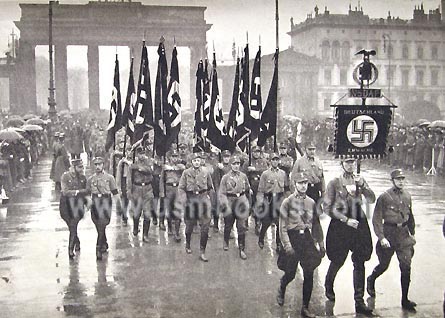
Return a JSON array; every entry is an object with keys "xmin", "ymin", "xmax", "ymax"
[
  {"xmin": 7, "ymin": 1, "xmax": 210, "ymax": 113},
  {"xmin": 217, "ymin": 48, "xmax": 320, "ymax": 119},
  {"xmin": 288, "ymin": 1, "xmax": 445, "ymax": 119}
]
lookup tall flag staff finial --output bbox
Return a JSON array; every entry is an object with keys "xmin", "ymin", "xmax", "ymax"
[{"xmin": 105, "ymin": 54, "xmax": 123, "ymax": 153}]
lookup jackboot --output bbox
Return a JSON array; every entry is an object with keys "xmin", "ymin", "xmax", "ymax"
[
  {"xmin": 174, "ymin": 220, "xmax": 181, "ymax": 242},
  {"xmin": 142, "ymin": 220, "xmax": 150, "ymax": 242},
  {"xmin": 133, "ymin": 218, "xmax": 139, "ymax": 236},
  {"xmin": 159, "ymin": 216, "xmax": 166, "ymax": 231},
  {"xmin": 367, "ymin": 274, "xmax": 376, "ymax": 297},
  {"xmin": 185, "ymin": 233, "xmax": 192, "ymax": 253},
  {"xmin": 238, "ymin": 234, "xmax": 247, "ymax": 260},
  {"xmin": 325, "ymin": 262, "xmax": 340, "ymax": 301},
  {"xmin": 276, "ymin": 280, "xmax": 286, "ymax": 306},
  {"xmin": 96, "ymin": 246, "xmax": 102, "ymax": 261},
  {"xmin": 354, "ymin": 263, "xmax": 373, "ymax": 316},
  {"xmin": 167, "ymin": 220, "xmax": 173, "ymax": 235},
  {"xmin": 401, "ymin": 272, "xmax": 416, "ymax": 312}
]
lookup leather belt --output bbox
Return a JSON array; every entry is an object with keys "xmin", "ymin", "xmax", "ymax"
[
  {"xmin": 226, "ymin": 191, "xmax": 247, "ymax": 198},
  {"xmin": 166, "ymin": 182, "xmax": 178, "ymax": 187},
  {"xmin": 186, "ymin": 189, "xmax": 208, "ymax": 196},
  {"xmin": 264, "ymin": 192, "xmax": 284, "ymax": 199},
  {"xmin": 384, "ymin": 221, "xmax": 409, "ymax": 228},
  {"xmin": 134, "ymin": 182, "xmax": 151, "ymax": 186},
  {"xmin": 92, "ymin": 193, "xmax": 111, "ymax": 198}
]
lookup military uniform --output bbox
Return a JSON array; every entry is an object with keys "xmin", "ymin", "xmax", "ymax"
[
  {"xmin": 243, "ymin": 146, "xmax": 268, "ymax": 234},
  {"xmin": 219, "ymin": 156, "xmax": 251, "ymax": 259},
  {"xmin": 127, "ymin": 150, "xmax": 156, "ymax": 241},
  {"xmin": 177, "ymin": 153, "xmax": 214, "ymax": 261},
  {"xmin": 367, "ymin": 169, "xmax": 417, "ymax": 311},
  {"xmin": 210, "ymin": 150, "xmax": 232, "ymax": 231},
  {"xmin": 87, "ymin": 157, "xmax": 119, "ymax": 260},
  {"xmin": 257, "ymin": 153, "xmax": 289, "ymax": 250},
  {"xmin": 53, "ymin": 134, "xmax": 70, "ymax": 191},
  {"xmin": 291, "ymin": 144, "xmax": 325, "ymax": 203},
  {"xmin": 323, "ymin": 158, "xmax": 376, "ymax": 314},
  {"xmin": 276, "ymin": 173, "xmax": 324, "ymax": 317},
  {"xmin": 60, "ymin": 159, "xmax": 87, "ymax": 259},
  {"xmin": 160, "ymin": 151, "xmax": 185, "ymax": 241},
  {"xmin": 278, "ymin": 143, "xmax": 294, "ymax": 177},
  {"xmin": 116, "ymin": 154, "xmax": 131, "ymax": 225}
]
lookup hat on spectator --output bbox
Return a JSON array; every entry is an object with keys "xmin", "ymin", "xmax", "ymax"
[
  {"xmin": 230, "ymin": 155, "xmax": 241, "ymax": 164},
  {"xmin": 271, "ymin": 152, "xmax": 280, "ymax": 159}
]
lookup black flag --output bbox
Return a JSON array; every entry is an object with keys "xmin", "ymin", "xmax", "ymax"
[
  {"xmin": 236, "ymin": 44, "xmax": 251, "ymax": 151},
  {"xmin": 258, "ymin": 49, "xmax": 278, "ymax": 147},
  {"xmin": 133, "ymin": 42, "xmax": 154, "ymax": 145},
  {"xmin": 249, "ymin": 47, "xmax": 262, "ymax": 140},
  {"xmin": 154, "ymin": 40, "xmax": 169, "ymax": 157},
  {"xmin": 166, "ymin": 46, "xmax": 181, "ymax": 150},
  {"xmin": 105, "ymin": 55, "xmax": 122, "ymax": 152},
  {"xmin": 227, "ymin": 57, "xmax": 240, "ymax": 147},
  {"xmin": 193, "ymin": 60, "xmax": 206, "ymax": 152},
  {"xmin": 207, "ymin": 54, "xmax": 231, "ymax": 151},
  {"xmin": 122, "ymin": 57, "xmax": 135, "ymax": 143}
]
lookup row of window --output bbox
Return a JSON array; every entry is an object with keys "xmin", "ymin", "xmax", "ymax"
[
  {"xmin": 323, "ymin": 68, "xmax": 440, "ymax": 86},
  {"xmin": 321, "ymin": 40, "xmax": 440, "ymax": 61}
]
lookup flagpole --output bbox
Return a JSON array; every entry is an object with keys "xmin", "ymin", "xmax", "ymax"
[
  {"xmin": 274, "ymin": 0, "xmax": 279, "ymax": 152},
  {"xmin": 113, "ymin": 53, "xmax": 119, "ymax": 152}
]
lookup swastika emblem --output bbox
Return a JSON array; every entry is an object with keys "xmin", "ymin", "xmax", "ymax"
[{"xmin": 346, "ymin": 115, "xmax": 378, "ymax": 148}]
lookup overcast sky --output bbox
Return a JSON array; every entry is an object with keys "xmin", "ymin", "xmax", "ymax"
[{"xmin": 0, "ymin": 0, "xmax": 441, "ymax": 59}]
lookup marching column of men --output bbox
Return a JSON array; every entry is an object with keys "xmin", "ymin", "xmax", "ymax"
[{"xmin": 58, "ymin": 141, "xmax": 418, "ymax": 315}]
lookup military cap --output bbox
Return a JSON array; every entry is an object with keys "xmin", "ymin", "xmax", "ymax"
[
  {"xmin": 135, "ymin": 146, "xmax": 144, "ymax": 153},
  {"xmin": 252, "ymin": 146, "xmax": 261, "ymax": 152},
  {"xmin": 390, "ymin": 169, "xmax": 405, "ymax": 179},
  {"xmin": 170, "ymin": 149, "xmax": 179, "ymax": 156},
  {"xmin": 230, "ymin": 155, "xmax": 241, "ymax": 164},
  {"xmin": 222, "ymin": 150, "xmax": 231, "ymax": 157},
  {"xmin": 178, "ymin": 143, "xmax": 188, "ymax": 149},
  {"xmin": 93, "ymin": 156, "xmax": 104, "ymax": 164},
  {"xmin": 278, "ymin": 142, "xmax": 288, "ymax": 149},
  {"xmin": 71, "ymin": 158, "xmax": 84, "ymax": 167},
  {"xmin": 54, "ymin": 132, "xmax": 60, "ymax": 137},
  {"xmin": 305, "ymin": 142, "xmax": 316, "ymax": 149},
  {"xmin": 271, "ymin": 152, "xmax": 280, "ymax": 159},
  {"xmin": 191, "ymin": 152, "xmax": 202, "ymax": 159},
  {"xmin": 59, "ymin": 133, "xmax": 65, "ymax": 138},
  {"xmin": 341, "ymin": 157, "xmax": 356, "ymax": 163},
  {"xmin": 294, "ymin": 172, "xmax": 308, "ymax": 183}
]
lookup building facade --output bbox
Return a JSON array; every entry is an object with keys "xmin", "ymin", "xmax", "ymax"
[{"xmin": 288, "ymin": 2, "xmax": 445, "ymax": 120}]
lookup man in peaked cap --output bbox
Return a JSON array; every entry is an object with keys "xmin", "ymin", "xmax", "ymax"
[
  {"xmin": 278, "ymin": 142, "xmax": 294, "ymax": 177},
  {"xmin": 59, "ymin": 158, "xmax": 88, "ymax": 259},
  {"xmin": 367, "ymin": 169, "xmax": 417, "ymax": 312},
  {"xmin": 218, "ymin": 155, "xmax": 251, "ymax": 260},
  {"xmin": 256, "ymin": 152, "xmax": 290, "ymax": 251},
  {"xmin": 323, "ymin": 157, "xmax": 376, "ymax": 315},
  {"xmin": 87, "ymin": 156, "xmax": 119, "ymax": 261}
]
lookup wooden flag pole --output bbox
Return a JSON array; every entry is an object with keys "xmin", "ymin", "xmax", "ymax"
[{"xmin": 274, "ymin": 0, "xmax": 279, "ymax": 153}]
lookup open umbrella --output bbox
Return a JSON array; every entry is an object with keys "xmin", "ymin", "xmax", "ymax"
[
  {"xmin": 429, "ymin": 120, "xmax": 445, "ymax": 129},
  {"xmin": 418, "ymin": 121, "xmax": 431, "ymax": 128},
  {"xmin": 415, "ymin": 118, "xmax": 429, "ymax": 126},
  {"xmin": 0, "ymin": 128, "xmax": 23, "ymax": 141},
  {"xmin": 23, "ymin": 114, "xmax": 37, "ymax": 121},
  {"xmin": 5, "ymin": 118, "xmax": 25, "ymax": 128},
  {"xmin": 26, "ymin": 118, "xmax": 45, "ymax": 126},
  {"xmin": 21, "ymin": 124, "xmax": 43, "ymax": 132}
]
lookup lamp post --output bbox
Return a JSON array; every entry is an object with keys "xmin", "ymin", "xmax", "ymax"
[
  {"xmin": 382, "ymin": 33, "xmax": 391, "ymax": 99},
  {"xmin": 48, "ymin": 0, "xmax": 57, "ymax": 117}
]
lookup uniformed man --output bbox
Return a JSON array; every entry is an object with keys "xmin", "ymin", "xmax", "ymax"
[
  {"xmin": 291, "ymin": 142, "xmax": 325, "ymax": 204},
  {"xmin": 243, "ymin": 146, "xmax": 268, "ymax": 235},
  {"xmin": 178, "ymin": 143, "xmax": 189, "ymax": 165},
  {"xmin": 60, "ymin": 158, "xmax": 87, "ymax": 259},
  {"xmin": 86, "ymin": 157, "xmax": 119, "ymax": 261},
  {"xmin": 116, "ymin": 151, "xmax": 132, "ymax": 225},
  {"xmin": 127, "ymin": 147, "xmax": 156, "ymax": 242},
  {"xmin": 210, "ymin": 150, "xmax": 232, "ymax": 232},
  {"xmin": 367, "ymin": 169, "xmax": 417, "ymax": 312},
  {"xmin": 276, "ymin": 172, "xmax": 325, "ymax": 318},
  {"xmin": 323, "ymin": 157, "xmax": 376, "ymax": 316},
  {"xmin": 160, "ymin": 150, "xmax": 185, "ymax": 241},
  {"xmin": 176, "ymin": 152, "xmax": 215, "ymax": 262},
  {"xmin": 52, "ymin": 133, "xmax": 70, "ymax": 191},
  {"xmin": 256, "ymin": 152, "xmax": 290, "ymax": 251},
  {"xmin": 278, "ymin": 142, "xmax": 294, "ymax": 177},
  {"xmin": 219, "ymin": 155, "xmax": 251, "ymax": 260}
]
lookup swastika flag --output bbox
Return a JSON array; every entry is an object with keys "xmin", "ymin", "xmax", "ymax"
[{"xmin": 334, "ymin": 105, "xmax": 393, "ymax": 159}]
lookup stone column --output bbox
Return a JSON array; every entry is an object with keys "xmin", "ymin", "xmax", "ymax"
[
  {"xmin": 15, "ymin": 40, "xmax": 36, "ymax": 113},
  {"xmin": 87, "ymin": 45, "xmax": 100, "ymax": 111},
  {"xmin": 55, "ymin": 44, "xmax": 68, "ymax": 110},
  {"xmin": 189, "ymin": 45, "xmax": 202, "ymax": 111}
]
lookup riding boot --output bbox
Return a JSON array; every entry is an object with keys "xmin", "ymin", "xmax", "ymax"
[
  {"xmin": 325, "ymin": 262, "xmax": 341, "ymax": 301},
  {"xmin": 133, "ymin": 218, "xmax": 139, "ymax": 236},
  {"xmin": 142, "ymin": 220, "xmax": 150, "ymax": 242}
]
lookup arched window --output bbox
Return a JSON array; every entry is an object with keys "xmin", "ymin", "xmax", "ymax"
[
  {"xmin": 332, "ymin": 41, "xmax": 340, "ymax": 61},
  {"xmin": 341, "ymin": 41, "xmax": 350, "ymax": 61},
  {"xmin": 387, "ymin": 44, "xmax": 393, "ymax": 58},
  {"xmin": 321, "ymin": 40, "xmax": 330, "ymax": 60}
]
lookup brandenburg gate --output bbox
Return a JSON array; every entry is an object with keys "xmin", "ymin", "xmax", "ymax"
[{"xmin": 13, "ymin": 1, "xmax": 210, "ymax": 112}]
